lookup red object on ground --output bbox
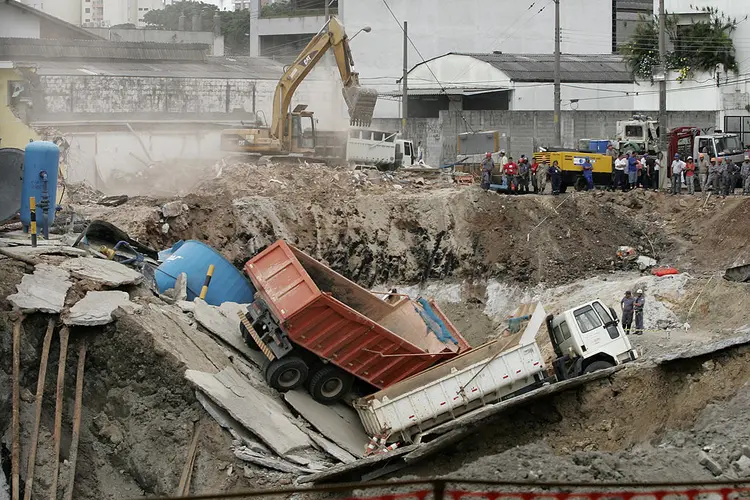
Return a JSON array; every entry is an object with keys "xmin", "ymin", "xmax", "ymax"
[
  {"xmin": 652, "ymin": 267, "xmax": 679, "ymax": 276},
  {"xmin": 244, "ymin": 241, "xmax": 471, "ymax": 389}
]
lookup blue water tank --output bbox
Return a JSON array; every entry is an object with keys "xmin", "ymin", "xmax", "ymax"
[
  {"xmin": 591, "ymin": 140, "xmax": 610, "ymax": 154},
  {"xmin": 154, "ymin": 240, "xmax": 256, "ymax": 306},
  {"xmin": 20, "ymin": 141, "xmax": 59, "ymax": 235}
]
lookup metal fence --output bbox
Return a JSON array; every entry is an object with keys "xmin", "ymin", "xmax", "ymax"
[{"xmin": 125, "ymin": 477, "xmax": 750, "ymax": 500}]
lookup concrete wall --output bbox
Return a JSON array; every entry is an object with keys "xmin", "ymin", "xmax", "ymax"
[
  {"xmin": 17, "ymin": 0, "xmax": 81, "ymax": 26},
  {"xmin": 0, "ymin": 3, "xmax": 41, "ymax": 38},
  {"xmin": 85, "ymin": 28, "xmax": 224, "ymax": 55},
  {"xmin": 341, "ymin": 0, "xmax": 614, "ymax": 118},
  {"xmin": 257, "ymin": 14, "xmax": 327, "ymax": 36},
  {"xmin": 0, "ymin": 68, "xmax": 40, "ymax": 149},
  {"xmin": 394, "ymin": 110, "xmax": 717, "ymax": 166}
]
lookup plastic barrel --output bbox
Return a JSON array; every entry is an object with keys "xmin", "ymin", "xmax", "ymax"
[
  {"xmin": 154, "ymin": 240, "xmax": 255, "ymax": 306},
  {"xmin": 20, "ymin": 141, "xmax": 59, "ymax": 233}
]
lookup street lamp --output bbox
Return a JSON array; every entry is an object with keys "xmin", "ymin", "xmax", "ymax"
[{"xmin": 350, "ymin": 26, "xmax": 371, "ymax": 41}]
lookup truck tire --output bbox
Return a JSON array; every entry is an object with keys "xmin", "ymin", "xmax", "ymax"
[
  {"xmin": 308, "ymin": 365, "xmax": 354, "ymax": 404},
  {"xmin": 239, "ymin": 321, "xmax": 261, "ymax": 351},
  {"xmin": 265, "ymin": 357, "xmax": 309, "ymax": 392},
  {"xmin": 583, "ymin": 360, "xmax": 615, "ymax": 374}
]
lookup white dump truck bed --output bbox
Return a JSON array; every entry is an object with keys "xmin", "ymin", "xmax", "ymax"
[
  {"xmin": 354, "ymin": 304, "xmax": 548, "ymax": 442},
  {"xmin": 346, "ymin": 129, "xmax": 397, "ymax": 167}
]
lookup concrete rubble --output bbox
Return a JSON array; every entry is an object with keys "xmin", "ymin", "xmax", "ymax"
[
  {"xmin": 63, "ymin": 290, "xmax": 136, "ymax": 326},
  {"xmin": 7, "ymin": 264, "xmax": 72, "ymax": 313},
  {"xmin": 185, "ymin": 366, "xmax": 314, "ymax": 456},
  {"xmin": 60, "ymin": 257, "xmax": 143, "ymax": 287}
]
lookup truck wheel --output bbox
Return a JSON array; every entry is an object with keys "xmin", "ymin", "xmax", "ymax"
[
  {"xmin": 239, "ymin": 321, "xmax": 261, "ymax": 351},
  {"xmin": 265, "ymin": 357, "xmax": 309, "ymax": 391},
  {"xmin": 583, "ymin": 360, "xmax": 615, "ymax": 374},
  {"xmin": 308, "ymin": 365, "xmax": 354, "ymax": 404}
]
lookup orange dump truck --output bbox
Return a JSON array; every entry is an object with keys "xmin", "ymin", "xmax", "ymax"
[{"xmin": 241, "ymin": 240, "xmax": 471, "ymax": 404}]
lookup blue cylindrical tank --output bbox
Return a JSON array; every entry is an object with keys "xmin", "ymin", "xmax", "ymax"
[
  {"xmin": 20, "ymin": 141, "xmax": 59, "ymax": 235},
  {"xmin": 591, "ymin": 140, "xmax": 610, "ymax": 154},
  {"xmin": 154, "ymin": 240, "xmax": 256, "ymax": 306}
]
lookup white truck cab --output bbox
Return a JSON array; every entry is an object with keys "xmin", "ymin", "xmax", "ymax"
[{"xmin": 546, "ymin": 299, "xmax": 638, "ymax": 381}]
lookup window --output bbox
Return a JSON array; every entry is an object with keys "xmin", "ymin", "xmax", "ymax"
[
  {"xmin": 592, "ymin": 302, "xmax": 612, "ymax": 323},
  {"xmin": 715, "ymin": 135, "xmax": 743, "ymax": 155},
  {"xmin": 698, "ymin": 138, "xmax": 715, "ymax": 158},
  {"xmin": 552, "ymin": 325, "xmax": 565, "ymax": 346},
  {"xmin": 85, "ymin": 7, "xmax": 90, "ymax": 12},
  {"xmin": 559, "ymin": 321, "xmax": 571, "ymax": 340},
  {"xmin": 573, "ymin": 305, "xmax": 603, "ymax": 334},
  {"xmin": 404, "ymin": 142, "xmax": 412, "ymax": 156},
  {"xmin": 625, "ymin": 125, "xmax": 643, "ymax": 139}
]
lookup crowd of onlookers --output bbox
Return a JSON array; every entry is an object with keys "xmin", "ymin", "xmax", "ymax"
[{"xmin": 611, "ymin": 147, "xmax": 750, "ymax": 196}]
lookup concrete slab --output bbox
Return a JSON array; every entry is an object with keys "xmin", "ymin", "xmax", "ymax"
[
  {"xmin": 283, "ymin": 390, "xmax": 369, "ymax": 457},
  {"xmin": 195, "ymin": 390, "xmax": 269, "ymax": 454},
  {"xmin": 193, "ymin": 299, "xmax": 265, "ymax": 366},
  {"xmin": 0, "ymin": 246, "xmax": 88, "ymax": 259},
  {"xmin": 303, "ymin": 429, "xmax": 358, "ymax": 464},
  {"xmin": 64, "ymin": 290, "xmax": 134, "ymax": 326},
  {"xmin": 185, "ymin": 366, "xmax": 313, "ymax": 456},
  {"xmin": 7, "ymin": 264, "xmax": 72, "ymax": 313},
  {"xmin": 60, "ymin": 257, "xmax": 143, "ymax": 287},
  {"xmin": 234, "ymin": 447, "xmax": 320, "ymax": 475}
]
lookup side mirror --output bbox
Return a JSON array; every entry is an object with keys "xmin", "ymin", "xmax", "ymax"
[{"xmin": 609, "ymin": 307, "xmax": 618, "ymax": 321}]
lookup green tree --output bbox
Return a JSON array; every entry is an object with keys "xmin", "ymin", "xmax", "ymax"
[
  {"xmin": 621, "ymin": 6, "xmax": 744, "ymax": 81},
  {"xmin": 143, "ymin": 1, "xmax": 253, "ymax": 55}
]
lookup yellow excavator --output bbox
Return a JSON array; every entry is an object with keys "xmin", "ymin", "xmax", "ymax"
[{"xmin": 220, "ymin": 16, "xmax": 377, "ymax": 157}]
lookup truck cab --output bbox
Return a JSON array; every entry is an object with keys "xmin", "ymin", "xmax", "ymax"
[
  {"xmin": 670, "ymin": 127, "xmax": 745, "ymax": 165},
  {"xmin": 546, "ymin": 299, "xmax": 638, "ymax": 381}
]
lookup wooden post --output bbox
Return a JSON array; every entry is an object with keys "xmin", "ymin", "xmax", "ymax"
[
  {"xmin": 23, "ymin": 317, "xmax": 55, "ymax": 500},
  {"xmin": 63, "ymin": 342, "xmax": 86, "ymax": 500},
  {"xmin": 175, "ymin": 423, "xmax": 201, "ymax": 497},
  {"xmin": 49, "ymin": 326, "xmax": 70, "ymax": 500},
  {"xmin": 11, "ymin": 316, "xmax": 24, "ymax": 500}
]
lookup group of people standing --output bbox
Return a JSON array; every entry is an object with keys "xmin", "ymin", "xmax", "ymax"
[
  {"xmin": 611, "ymin": 146, "xmax": 750, "ymax": 196},
  {"xmin": 481, "ymin": 151, "xmax": 564, "ymax": 195}
]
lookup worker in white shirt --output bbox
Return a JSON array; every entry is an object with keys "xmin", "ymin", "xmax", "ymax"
[
  {"xmin": 500, "ymin": 150, "xmax": 508, "ymax": 168},
  {"xmin": 671, "ymin": 154, "xmax": 686, "ymax": 194},
  {"xmin": 614, "ymin": 153, "xmax": 627, "ymax": 192}
]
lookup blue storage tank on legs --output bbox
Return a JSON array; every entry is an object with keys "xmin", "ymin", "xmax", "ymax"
[
  {"xmin": 154, "ymin": 240, "xmax": 256, "ymax": 306},
  {"xmin": 20, "ymin": 141, "xmax": 59, "ymax": 237}
]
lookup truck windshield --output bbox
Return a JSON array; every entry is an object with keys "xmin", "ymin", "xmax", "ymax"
[
  {"xmin": 573, "ymin": 305, "xmax": 603, "ymax": 333},
  {"xmin": 715, "ymin": 135, "xmax": 743, "ymax": 155},
  {"xmin": 625, "ymin": 125, "xmax": 643, "ymax": 139}
]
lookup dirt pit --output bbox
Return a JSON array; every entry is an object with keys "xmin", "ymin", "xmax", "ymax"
[{"xmin": 3, "ymin": 162, "xmax": 750, "ymax": 496}]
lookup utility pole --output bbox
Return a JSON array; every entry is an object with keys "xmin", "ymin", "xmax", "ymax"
[
  {"xmin": 325, "ymin": 0, "xmax": 329, "ymax": 19},
  {"xmin": 402, "ymin": 20, "xmax": 408, "ymax": 133},
  {"xmin": 553, "ymin": 0, "xmax": 561, "ymax": 147},
  {"xmin": 658, "ymin": 0, "xmax": 667, "ymax": 190}
]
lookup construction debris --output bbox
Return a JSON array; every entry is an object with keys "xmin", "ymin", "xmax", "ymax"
[
  {"xmin": 59, "ymin": 257, "xmax": 143, "ymax": 287},
  {"xmin": 63, "ymin": 290, "xmax": 135, "ymax": 326},
  {"xmin": 7, "ymin": 265, "xmax": 72, "ymax": 314}
]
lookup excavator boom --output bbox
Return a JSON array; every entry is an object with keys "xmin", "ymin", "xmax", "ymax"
[{"xmin": 271, "ymin": 16, "xmax": 377, "ymax": 138}]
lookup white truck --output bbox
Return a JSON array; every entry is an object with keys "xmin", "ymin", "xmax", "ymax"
[
  {"xmin": 346, "ymin": 128, "xmax": 415, "ymax": 170},
  {"xmin": 354, "ymin": 299, "xmax": 638, "ymax": 443}
]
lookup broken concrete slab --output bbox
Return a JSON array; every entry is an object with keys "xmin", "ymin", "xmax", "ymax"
[
  {"xmin": 195, "ymin": 390, "xmax": 269, "ymax": 454},
  {"xmin": 302, "ymin": 428, "xmax": 358, "ymax": 464},
  {"xmin": 193, "ymin": 299, "xmax": 265, "ymax": 366},
  {"xmin": 64, "ymin": 290, "xmax": 134, "ymax": 326},
  {"xmin": 60, "ymin": 257, "xmax": 143, "ymax": 287},
  {"xmin": 284, "ymin": 390, "xmax": 369, "ymax": 457},
  {"xmin": 185, "ymin": 366, "xmax": 313, "ymax": 456},
  {"xmin": 8, "ymin": 264, "xmax": 72, "ymax": 313},
  {"xmin": 0, "ymin": 246, "xmax": 88, "ymax": 259},
  {"xmin": 233, "ymin": 447, "xmax": 321, "ymax": 475}
]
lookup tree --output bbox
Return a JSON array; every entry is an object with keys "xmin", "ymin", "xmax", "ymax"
[
  {"xmin": 143, "ymin": 1, "xmax": 252, "ymax": 55},
  {"xmin": 620, "ymin": 6, "xmax": 744, "ymax": 82}
]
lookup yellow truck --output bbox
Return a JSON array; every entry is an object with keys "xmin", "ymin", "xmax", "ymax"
[{"xmin": 533, "ymin": 151, "xmax": 613, "ymax": 192}]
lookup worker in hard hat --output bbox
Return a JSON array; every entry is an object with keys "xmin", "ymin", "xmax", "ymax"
[
  {"xmin": 706, "ymin": 157, "xmax": 720, "ymax": 194},
  {"xmin": 500, "ymin": 149, "xmax": 508, "ymax": 169},
  {"xmin": 634, "ymin": 289, "xmax": 646, "ymax": 335},
  {"xmin": 620, "ymin": 290, "xmax": 635, "ymax": 335},
  {"xmin": 742, "ymin": 156, "xmax": 750, "ymax": 194},
  {"xmin": 480, "ymin": 152, "xmax": 494, "ymax": 190},
  {"xmin": 685, "ymin": 156, "xmax": 696, "ymax": 195}
]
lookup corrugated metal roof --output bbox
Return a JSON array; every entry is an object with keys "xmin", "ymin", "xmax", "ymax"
[
  {"xmin": 0, "ymin": 37, "xmax": 209, "ymax": 62},
  {"xmin": 17, "ymin": 56, "xmax": 288, "ymax": 80},
  {"xmin": 449, "ymin": 53, "xmax": 633, "ymax": 83},
  {"xmin": 383, "ymin": 87, "xmax": 507, "ymax": 97}
]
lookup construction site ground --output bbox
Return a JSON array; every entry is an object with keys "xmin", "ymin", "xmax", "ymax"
[{"xmin": 2, "ymin": 160, "xmax": 750, "ymax": 498}]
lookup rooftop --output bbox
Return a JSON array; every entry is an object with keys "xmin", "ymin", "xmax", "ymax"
[
  {"xmin": 453, "ymin": 52, "xmax": 633, "ymax": 84},
  {"xmin": 3, "ymin": 0, "xmax": 102, "ymax": 40}
]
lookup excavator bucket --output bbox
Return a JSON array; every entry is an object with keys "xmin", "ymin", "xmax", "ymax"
[{"xmin": 343, "ymin": 86, "xmax": 378, "ymax": 127}]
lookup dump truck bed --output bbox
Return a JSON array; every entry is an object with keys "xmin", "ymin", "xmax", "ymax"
[
  {"xmin": 243, "ymin": 241, "xmax": 470, "ymax": 389},
  {"xmin": 354, "ymin": 303, "xmax": 549, "ymax": 441}
]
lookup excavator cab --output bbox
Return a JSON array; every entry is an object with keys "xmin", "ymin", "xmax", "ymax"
[{"xmin": 287, "ymin": 105, "xmax": 316, "ymax": 153}]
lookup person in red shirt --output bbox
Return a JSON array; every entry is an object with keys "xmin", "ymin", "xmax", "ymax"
[
  {"xmin": 685, "ymin": 155, "xmax": 696, "ymax": 194},
  {"xmin": 530, "ymin": 159, "xmax": 539, "ymax": 193},
  {"xmin": 504, "ymin": 156, "xmax": 518, "ymax": 193}
]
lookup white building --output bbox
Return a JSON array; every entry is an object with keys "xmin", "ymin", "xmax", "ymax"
[
  {"xmin": 400, "ymin": 53, "xmax": 635, "ymax": 115},
  {"xmin": 645, "ymin": 0, "xmax": 750, "ymax": 139},
  {"xmin": 18, "ymin": 0, "xmax": 82, "ymax": 25}
]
